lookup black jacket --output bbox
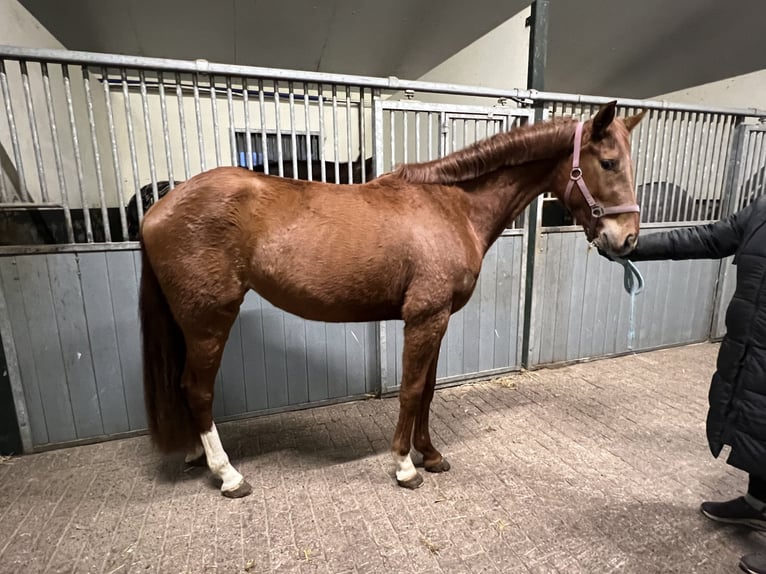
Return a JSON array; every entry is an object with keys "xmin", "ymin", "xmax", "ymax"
[{"xmin": 626, "ymin": 196, "xmax": 766, "ymax": 476}]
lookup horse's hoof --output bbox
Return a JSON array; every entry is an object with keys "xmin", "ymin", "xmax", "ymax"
[
  {"xmin": 425, "ymin": 458, "xmax": 451, "ymax": 473},
  {"xmin": 186, "ymin": 454, "xmax": 207, "ymax": 468},
  {"xmin": 222, "ymin": 479, "xmax": 253, "ymax": 498},
  {"xmin": 397, "ymin": 473, "xmax": 424, "ymax": 490}
]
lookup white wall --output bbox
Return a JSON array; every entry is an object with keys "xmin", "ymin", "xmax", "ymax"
[{"xmin": 656, "ymin": 69, "xmax": 766, "ymax": 111}]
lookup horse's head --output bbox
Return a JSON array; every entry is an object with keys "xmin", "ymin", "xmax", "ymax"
[{"xmin": 557, "ymin": 101, "xmax": 646, "ymax": 257}]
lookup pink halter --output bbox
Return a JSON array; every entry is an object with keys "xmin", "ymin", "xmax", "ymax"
[{"xmin": 564, "ymin": 122, "xmax": 640, "ymax": 218}]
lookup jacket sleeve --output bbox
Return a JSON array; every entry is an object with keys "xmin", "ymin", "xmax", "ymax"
[{"xmin": 627, "ymin": 199, "xmax": 761, "ymax": 262}]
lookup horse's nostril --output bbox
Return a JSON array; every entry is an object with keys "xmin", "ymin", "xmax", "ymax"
[{"xmin": 623, "ymin": 234, "xmax": 636, "ymax": 250}]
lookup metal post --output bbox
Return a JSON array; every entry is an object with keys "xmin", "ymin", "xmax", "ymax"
[{"xmin": 520, "ymin": 0, "xmax": 549, "ymax": 369}]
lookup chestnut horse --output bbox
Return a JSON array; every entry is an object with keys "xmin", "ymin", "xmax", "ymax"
[{"xmin": 139, "ymin": 101, "xmax": 645, "ymax": 497}]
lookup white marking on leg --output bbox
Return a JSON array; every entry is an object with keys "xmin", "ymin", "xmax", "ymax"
[
  {"xmin": 200, "ymin": 423, "xmax": 245, "ymax": 492},
  {"xmin": 394, "ymin": 452, "xmax": 418, "ymax": 482},
  {"xmin": 184, "ymin": 443, "xmax": 205, "ymax": 463}
]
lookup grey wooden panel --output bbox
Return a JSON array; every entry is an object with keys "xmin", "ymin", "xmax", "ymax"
[
  {"xmin": 326, "ymin": 323, "xmax": 348, "ymax": 399},
  {"xmin": 79, "ymin": 252, "xmax": 130, "ymax": 435},
  {"xmin": 344, "ymin": 324, "xmax": 367, "ymax": 396},
  {"xmin": 261, "ymin": 300, "xmax": 289, "ymax": 408},
  {"xmin": 478, "ymin": 245, "xmax": 498, "ymax": 372},
  {"xmin": 119, "ymin": 251, "xmax": 145, "ymax": 429},
  {"xmin": 239, "ymin": 292, "xmax": 269, "ymax": 411},
  {"xmin": 0, "ymin": 257, "xmax": 48, "ymax": 445},
  {"xmin": 16, "ymin": 255, "xmax": 76, "ymax": 444},
  {"xmin": 285, "ymin": 312, "xmax": 309, "ymax": 405},
  {"xmin": 531, "ymin": 228, "xmax": 722, "ymax": 366},
  {"xmin": 493, "ymin": 238, "xmax": 515, "ymax": 368},
  {"xmin": 305, "ymin": 320, "xmax": 329, "ymax": 402},
  {"xmin": 47, "ymin": 253, "xmax": 103, "ymax": 439}
]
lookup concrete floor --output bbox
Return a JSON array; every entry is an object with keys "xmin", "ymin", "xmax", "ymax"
[{"xmin": 0, "ymin": 342, "xmax": 763, "ymax": 573}]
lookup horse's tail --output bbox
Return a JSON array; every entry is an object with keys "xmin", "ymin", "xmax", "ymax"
[{"xmin": 139, "ymin": 236, "xmax": 198, "ymax": 453}]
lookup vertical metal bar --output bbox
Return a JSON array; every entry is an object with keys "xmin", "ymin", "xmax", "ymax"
[
  {"xmin": 83, "ymin": 66, "xmax": 111, "ymax": 242},
  {"xmin": 739, "ymin": 129, "xmax": 756, "ymax": 212},
  {"xmin": 693, "ymin": 114, "xmax": 714, "ymax": 220},
  {"xmin": 640, "ymin": 109, "xmax": 656, "ymax": 222},
  {"xmin": 318, "ymin": 84, "xmax": 326, "ymax": 182},
  {"xmin": 274, "ymin": 80, "xmax": 284, "ymax": 177},
  {"xmin": 243, "ymin": 78, "xmax": 254, "ymax": 171},
  {"xmin": 102, "ymin": 66, "xmax": 127, "ymax": 241},
  {"xmin": 633, "ymin": 107, "xmax": 648, "ymax": 222},
  {"xmin": 332, "ymin": 84, "xmax": 339, "ymax": 182},
  {"xmin": 415, "ymin": 111, "xmax": 421, "ymax": 163},
  {"xmin": 752, "ymin": 129, "xmax": 766, "ymax": 203},
  {"xmin": 289, "ymin": 82, "xmax": 298, "ymax": 179},
  {"xmin": 685, "ymin": 113, "xmax": 705, "ymax": 219},
  {"xmin": 427, "ymin": 111, "xmax": 434, "ymax": 161},
  {"xmin": 669, "ymin": 111, "xmax": 690, "ymax": 221},
  {"xmin": 345, "ymin": 85, "xmax": 353, "ymax": 182},
  {"xmin": 402, "ymin": 109, "xmax": 409, "ymax": 162},
  {"xmin": 63, "ymin": 64, "xmax": 93, "ymax": 242},
  {"xmin": 656, "ymin": 111, "xmax": 673, "ymax": 222},
  {"xmin": 157, "ymin": 71, "xmax": 174, "ymax": 190},
  {"xmin": 359, "ymin": 87, "xmax": 366, "ymax": 183},
  {"xmin": 226, "ymin": 76, "xmax": 237, "ymax": 166},
  {"xmin": 303, "ymin": 82, "xmax": 313, "ymax": 181},
  {"xmin": 192, "ymin": 72, "xmax": 205, "ymax": 172},
  {"xmin": 139, "ymin": 70, "xmax": 158, "ymax": 204},
  {"xmin": 209, "ymin": 75, "xmax": 222, "ymax": 167},
  {"xmin": 175, "ymin": 72, "xmax": 191, "ymax": 179},
  {"xmin": 389, "ymin": 107, "xmax": 396, "ymax": 169},
  {"xmin": 372, "ymin": 96, "xmax": 384, "ymax": 177},
  {"xmin": 257, "ymin": 79, "xmax": 268, "ymax": 173},
  {"xmin": 122, "ymin": 68, "xmax": 143, "ymax": 224},
  {"xmin": 646, "ymin": 110, "xmax": 664, "ymax": 222},
  {"xmin": 20, "ymin": 61, "xmax": 48, "ymax": 202},
  {"xmin": 0, "ymin": 60, "xmax": 30, "ymax": 202},
  {"xmin": 746, "ymin": 127, "xmax": 765, "ymax": 205},
  {"xmin": 42, "ymin": 63, "xmax": 74, "ymax": 242},
  {"xmin": 713, "ymin": 115, "xmax": 736, "ymax": 218},
  {"xmin": 698, "ymin": 114, "xmax": 722, "ymax": 220}
]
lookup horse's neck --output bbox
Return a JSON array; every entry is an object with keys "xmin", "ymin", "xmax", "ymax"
[{"xmin": 465, "ymin": 160, "xmax": 559, "ymax": 253}]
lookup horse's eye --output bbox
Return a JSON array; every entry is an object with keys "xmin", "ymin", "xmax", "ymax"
[{"xmin": 600, "ymin": 159, "xmax": 617, "ymax": 170}]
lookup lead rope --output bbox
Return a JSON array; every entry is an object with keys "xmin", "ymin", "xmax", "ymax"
[{"xmin": 598, "ymin": 251, "xmax": 645, "ymax": 350}]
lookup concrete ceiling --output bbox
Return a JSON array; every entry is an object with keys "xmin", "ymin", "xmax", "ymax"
[{"xmin": 16, "ymin": 0, "xmax": 766, "ymax": 99}]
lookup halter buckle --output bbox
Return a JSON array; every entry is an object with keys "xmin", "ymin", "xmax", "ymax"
[
  {"xmin": 570, "ymin": 167, "xmax": 582, "ymax": 180},
  {"xmin": 591, "ymin": 205, "xmax": 604, "ymax": 218}
]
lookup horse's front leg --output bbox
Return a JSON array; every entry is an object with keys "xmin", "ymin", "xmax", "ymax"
[
  {"xmin": 392, "ymin": 309, "xmax": 450, "ymax": 489},
  {"xmin": 413, "ymin": 352, "xmax": 450, "ymax": 473}
]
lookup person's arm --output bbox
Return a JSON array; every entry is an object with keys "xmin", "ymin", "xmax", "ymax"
[{"xmin": 622, "ymin": 198, "xmax": 761, "ymax": 262}]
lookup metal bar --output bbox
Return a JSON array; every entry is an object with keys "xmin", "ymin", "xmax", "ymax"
[
  {"xmin": 698, "ymin": 114, "xmax": 722, "ymax": 220},
  {"xmin": 669, "ymin": 111, "xmax": 690, "ymax": 221},
  {"xmin": 157, "ymin": 71, "xmax": 174, "ymax": 192},
  {"xmin": 752, "ymin": 129, "xmax": 766, "ymax": 202},
  {"xmin": 0, "ymin": 60, "xmax": 30, "ymax": 202},
  {"xmin": 318, "ymin": 84, "xmax": 326, "ymax": 182},
  {"xmin": 41, "ymin": 63, "xmax": 74, "ymax": 241},
  {"xmin": 646, "ymin": 110, "xmax": 664, "ymax": 222},
  {"xmin": 711, "ymin": 115, "xmax": 734, "ymax": 218},
  {"xmin": 274, "ymin": 80, "xmax": 284, "ymax": 177},
  {"xmin": 226, "ymin": 76, "xmax": 237, "ymax": 166},
  {"xmin": 332, "ymin": 84, "xmax": 339, "ymax": 182},
  {"xmin": 139, "ymin": 70, "xmax": 158, "ymax": 204},
  {"xmin": 720, "ymin": 118, "xmax": 747, "ymax": 217},
  {"xmin": 692, "ymin": 114, "xmax": 714, "ymax": 221},
  {"xmin": 402, "ymin": 109, "xmax": 408, "ymax": 162},
  {"xmin": 192, "ymin": 72, "xmax": 206, "ymax": 172},
  {"xmin": 346, "ymin": 85, "xmax": 353, "ymax": 182},
  {"xmin": 3, "ymin": 44, "xmax": 766, "ymax": 118},
  {"xmin": 257, "ymin": 79, "xmax": 267, "ymax": 174},
  {"xmin": 415, "ymin": 111, "xmax": 421, "ymax": 163},
  {"xmin": 739, "ymin": 130, "xmax": 756, "ymax": 212},
  {"xmin": 373, "ymin": 96, "xmax": 384, "ymax": 177},
  {"xmin": 83, "ymin": 66, "xmax": 111, "ymax": 241},
  {"xmin": 20, "ymin": 61, "xmax": 48, "ymax": 202},
  {"xmin": 289, "ymin": 82, "xmax": 298, "ymax": 179},
  {"xmin": 428, "ymin": 111, "xmax": 434, "ymax": 160},
  {"xmin": 209, "ymin": 75, "xmax": 222, "ymax": 167},
  {"xmin": 122, "ymin": 68, "xmax": 143, "ymax": 224},
  {"xmin": 359, "ymin": 87, "xmax": 366, "ymax": 182},
  {"xmin": 243, "ymin": 78, "xmax": 253, "ymax": 171},
  {"xmin": 63, "ymin": 64, "xmax": 93, "ymax": 242},
  {"xmin": 746, "ymin": 128, "xmax": 765, "ymax": 205},
  {"xmin": 304, "ymin": 83, "xmax": 313, "ymax": 181},
  {"xmin": 656, "ymin": 110, "xmax": 673, "ymax": 222},
  {"xmin": 390, "ymin": 108, "xmax": 396, "ymax": 169},
  {"xmin": 175, "ymin": 72, "xmax": 191, "ymax": 179},
  {"xmin": 103, "ymin": 66, "xmax": 127, "ymax": 241}
]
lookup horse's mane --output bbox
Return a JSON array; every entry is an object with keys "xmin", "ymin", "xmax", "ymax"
[{"xmin": 394, "ymin": 117, "xmax": 578, "ymax": 184}]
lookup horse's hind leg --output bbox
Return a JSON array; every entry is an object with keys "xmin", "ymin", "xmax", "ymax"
[{"xmin": 180, "ymin": 307, "xmax": 252, "ymax": 498}]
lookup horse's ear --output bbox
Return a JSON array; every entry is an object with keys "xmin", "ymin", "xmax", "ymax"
[
  {"xmin": 592, "ymin": 100, "xmax": 617, "ymax": 140},
  {"xmin": 622, "ymin": 109, "xmax": 647, "ymax": 132}
]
